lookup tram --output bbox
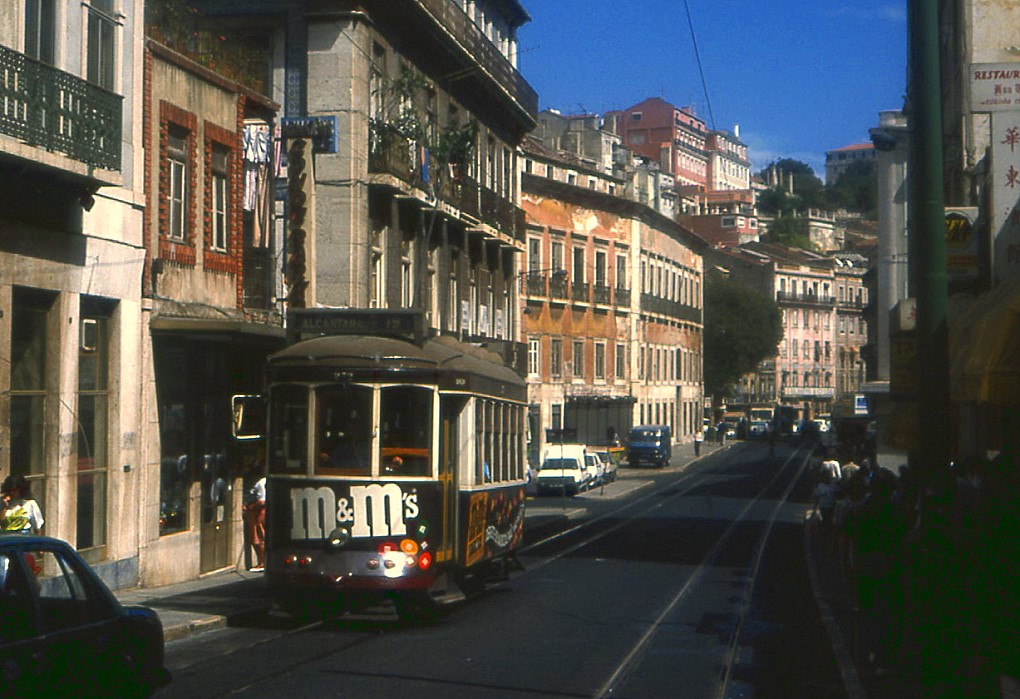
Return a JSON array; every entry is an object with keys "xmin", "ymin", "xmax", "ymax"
[{"xmin": 245, "ymin": 319, "xmax": 528, "ymax": 618}]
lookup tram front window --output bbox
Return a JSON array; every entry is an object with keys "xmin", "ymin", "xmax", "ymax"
[
  {"xmin": 269, "ymin": 385, "xmax": 308, "ymax": 474},
  {"xmin": 316, "ymin": 385, "xmax": 373, "ymax": 476},
  {"xmin": 380, "ymin": 385, "xmax": 432, "ymax": 477}
]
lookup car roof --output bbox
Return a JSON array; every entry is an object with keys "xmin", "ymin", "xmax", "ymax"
[{"xmin": 0, "ymin": 534, "xmax": 67, "ymax": 548}]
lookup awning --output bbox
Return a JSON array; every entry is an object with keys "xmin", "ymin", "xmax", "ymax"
[{"xmin": 950, "ymin": 276, "xmax": 1020, "ymax": 405}]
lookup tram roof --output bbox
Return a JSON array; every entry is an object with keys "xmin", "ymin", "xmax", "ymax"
[{"xmin": 268, "ymin": 334, "xmax": 526, "ymax": 400}]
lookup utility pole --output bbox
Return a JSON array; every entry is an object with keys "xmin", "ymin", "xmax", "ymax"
[{"xmin": 907, "ymin": 0, "xmax": 951, "ymax": 477}]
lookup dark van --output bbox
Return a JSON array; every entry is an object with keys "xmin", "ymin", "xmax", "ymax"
[{"xmin": 627, "ymin": 425, "xmax": 672, "ymax": 468}]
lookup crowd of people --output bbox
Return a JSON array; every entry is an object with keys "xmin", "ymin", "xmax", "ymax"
[{"xmin": 809, "ymin": 446, "xmax": 1020, "ymax": 696}]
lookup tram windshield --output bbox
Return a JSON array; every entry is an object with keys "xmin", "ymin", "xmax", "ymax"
[
  {"xmin": 380, "ymin": 385, "xmax": 432, "ymax": 477},
  {"xmin": 316, "ymin": 385, "xmax": 373, "ymax": 476}
]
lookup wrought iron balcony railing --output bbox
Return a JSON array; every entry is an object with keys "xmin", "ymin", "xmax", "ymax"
[
  {"xmin": 396, "ymin": 0, "xmax": 538, "ymax": 119},
  {"xmin": 369, "ymin": 124, "xmax": 524, "ymax": 241},
  {"xmin": 614, "ymin": 287, "xmax": 631, "ymax": 308},
  {"xmin": 593, "ymin": 283, "xmax": 611, "ymax": 305},
  {"xmin": 0, "ymin": 44, "xmax": 122, "ymax": 171},
  {"xmin": 775, "ymin": 290, "xmax": 836, "ymax": 306}
]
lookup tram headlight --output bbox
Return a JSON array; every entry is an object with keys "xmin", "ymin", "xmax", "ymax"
[{"xmin": 327, "ymin": 527, "xmax": 352, "ymax": 550}]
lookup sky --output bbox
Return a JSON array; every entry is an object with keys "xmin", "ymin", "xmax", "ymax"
[{"xmin": 516, "ymin": 1, "xmax": 908, "ymax": 178}]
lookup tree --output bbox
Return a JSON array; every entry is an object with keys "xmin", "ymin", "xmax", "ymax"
[
  {"xmin": 703, "ymin": 275, "xmax": 784, "ymax": 401},
  {"xmin": 756, "ymin": 158, "xmax": 828, "ymax": 213},
  {"xmin": 827, "ymin": 160, "xmax": 877, "ymax": 217},
  {"xmin": 767, "ymin": 214, "xmax": 817, "ymax": 251}
]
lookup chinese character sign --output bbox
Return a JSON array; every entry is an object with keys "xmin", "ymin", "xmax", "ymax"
[{"xmin": 992, "ymin": 112, "xmax": 1020, "ymax": 282}]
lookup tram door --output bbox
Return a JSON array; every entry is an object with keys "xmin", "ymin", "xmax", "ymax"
[{"xmin": 438, "ymin": 397, "xmax": 463, "ymax": 563}]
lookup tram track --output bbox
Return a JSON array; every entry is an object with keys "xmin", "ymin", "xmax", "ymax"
[
  {"xmin": 510, "ymin": 444, "xmax": 815, "ymax": 699},
  {"xmin": 162, "ymin": 443, "xmax": 817, "ymax": 699}
]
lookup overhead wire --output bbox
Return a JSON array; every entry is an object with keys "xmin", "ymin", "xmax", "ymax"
[{"xmin": 682, "ymin": 0, "xmax": 716, "ymax": 130}]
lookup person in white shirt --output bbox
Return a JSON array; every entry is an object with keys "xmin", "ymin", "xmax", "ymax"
[{"xmin": 243, "ymin": 475, "xmax": 267, "ymax": 571}]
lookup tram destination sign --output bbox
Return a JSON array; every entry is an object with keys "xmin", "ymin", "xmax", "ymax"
[{"xmin": 287, "ymin": 308, "xmax": 425, "ymax": 342}]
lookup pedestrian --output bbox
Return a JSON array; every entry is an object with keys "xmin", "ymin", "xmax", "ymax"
[
  {"xmin": 694, "ymin": 428, "xmax": 703, "ymax": 456},
  {"xmin": 1, "ymin": 475, "xmax": 44, "ymax": 535},
  {"xmin": 242, "ymin": 475, "xmax": 266, "ymax": 572},
  {"xmin": 820, "ymin": 451, "xmax": 842, "ymax": 481},
  {"xmin": 812, "ymin": 469, "xmax": 840, "ymax": 529}
]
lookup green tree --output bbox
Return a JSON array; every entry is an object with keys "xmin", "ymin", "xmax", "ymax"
[
  {"xmin": 767, "ymin": 214, "xmax": 817, "ymax": 251},
  {"xmin": 703, "ymin": 276, "xmax": 784, "ymax": 400},
  {"xmin": 756, "ymin": 159, "xmax": 828, "ymax": 213},
  {"xmin": 827, "ymin": 160, "xmax": 877, "ymax": 217}
]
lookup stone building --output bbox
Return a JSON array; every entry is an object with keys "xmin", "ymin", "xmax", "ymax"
[
  {"xmin": 0, "ymin": 0, "xmax": 147, "ymax": 587},
  {"xmin": 140, "ymin": 2, "xmax": 284, "ymax": 584}
]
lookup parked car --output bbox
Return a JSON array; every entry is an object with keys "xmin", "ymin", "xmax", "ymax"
[
  {"xmin": 584, "ymin": 451, "xmax": 605, "ymax": 488},
  {"xmin": 0, "ymin": 535, "xmax": 170, "ymax": 697},
  {"xmin": 594, "ymin": 450, "xmax": 618, "ymax": 483},
  {"xmin": 537, "ymin": 444, "xmax": 589, "ymax": 495}
]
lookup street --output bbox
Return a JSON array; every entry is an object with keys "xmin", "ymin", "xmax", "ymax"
[{"xmin": 155, "ymin": 441, "xmax": 851, "ymax": 699}]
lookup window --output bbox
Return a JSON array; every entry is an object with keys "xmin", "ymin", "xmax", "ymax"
[
  {"xmin": 550, "ymin": 339, "xmax": 562, "ymax": 378},
  {"xmin": 167, "ymin": 125, "xmax": 189, "ymax": 242},
  {"xmin": 380, "ymin": 386, "xmax": 432, "ymax": 477},
  {"xmin": 210, "ymin": 145, "xmax": 229, "ymax": 252},
  {"xmin": 616, "ymin": 343, "xmax": 626, "ymax": 379},
  {"xmin": 528, "ymin": 238, "xmax": 541, "ymax": 271},
  {"xmin": 572, "ymin": 340, "xmax": 584, "ymax": 378},
  {"xmin": 25, "ymin": 0, "xmax": 56, "ymax": 64},
  {"xmin": 528, "ymin": 338, "xmax": 539, "ymax": 376},
  {"xmin": 595, "ymin": 250, "xmax": 607, "ymax": 286},
  {"xmin": 572, "ymin": 247, "xmax": 585, "ymax": 283},
  {"xmin": 267, "ymin": 385, "xmax": 308, "ymax": 475},
  {"xmin": 87, "ymin": 0, "xmax": 117, "ymax": 90},
  {"xmin": 10, "ymin": 289, "xmax": 53, "ymax": 519},
  {"xmin": 595, "ymin": 343, "xmax": 606, "ymax": 380},
  {"xmin": 551, "ymin": 241, "xmax": 564, "ymax": 271},
  {"xmin": 316, "ymin": 385, "xmax": 373, "ymax": 476},
  {"xmin": 77, "ymin": 300, "xmax": 113, "ymax": 552},
  {"xmin": 401, "ymin": 239, "xmax": 413, "ymax": 307},
  {"xmin": 616, "ymin": 254, "xmax": 628, "ymax": 289}
]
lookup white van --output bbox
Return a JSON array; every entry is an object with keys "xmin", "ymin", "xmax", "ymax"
[{"xmin": 537, "ymin": 444, "xmax": 588, "ymax": 496}]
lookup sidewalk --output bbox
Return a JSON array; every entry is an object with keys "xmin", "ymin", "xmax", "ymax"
[{"xmin": 115, "ymin": 568, "xmax": 271, "ymax": 642}]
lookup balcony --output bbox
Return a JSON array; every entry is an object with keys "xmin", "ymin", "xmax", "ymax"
[
  {"xmin": 593, "ymin": 283, "xmax": 611, "ymax": 305},
  {"xmin": 571, "ymin": 281, "xmax": 589, "ymax": 303},
  {"xmin": 775, "ymin": 291, "xmax": 836, "ymax": 307},
  {"xmin": 0, "ymin": 44, "xmax": 122, "ymax": 172},
  {"xmin": 614, "ymin": 287, "xmax": 631, "ymax": 308},
  {"xmin": 369, "ymin": 125, "xmax": 524, "ymax": 241},
  {"xmin": 146, "ymin": 0, "xmax": 269, "ymax": 95},
  {"xmin": 640, "ymin": 293, "xmax": 701, "ymax": 323},
  {"xmin": 381, "ymin": 0, "xmax": 538, "ymax": 121},
  {"xmin": 781, "ymin": 386, "xmax": 835, "ymax": 399}
]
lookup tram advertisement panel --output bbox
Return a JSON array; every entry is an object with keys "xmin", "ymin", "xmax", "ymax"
[
  {"xmin": 462, "ymin": 486, "xmax": 526, "ymax": 567},
  {"xmin": 268, "ymin": 478, "xmax": 442, "ymax": 548}
]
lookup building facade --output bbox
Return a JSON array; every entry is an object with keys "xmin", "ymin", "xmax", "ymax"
[
  {"xmin": 139, "ymin": 3, "xmax": 285, "ymax": 585},
  {"xmin": 0, "ymin": 0, "xmax": 146, "ymax": 587},
  {"xmin": 824, "ymin": 143, "xmax": 876, "ymax": 185},
  {"xmin": 521, "ymin": 113, "xmax": 706, "ymax": 460}
]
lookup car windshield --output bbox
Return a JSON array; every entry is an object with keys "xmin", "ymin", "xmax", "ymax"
[{"xmin": 542, "ymin": 458, "xmax": 580, "ymax": 470}]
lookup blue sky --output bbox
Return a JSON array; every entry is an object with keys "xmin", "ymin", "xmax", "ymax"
[{"xmin": 516, "ymin": 1, "xmax": 908, "ymax": 177}]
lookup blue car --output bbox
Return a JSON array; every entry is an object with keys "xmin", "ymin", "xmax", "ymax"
[{"xmin": 0, "ymin": 535, "xmax": 170, "ymax": 697}]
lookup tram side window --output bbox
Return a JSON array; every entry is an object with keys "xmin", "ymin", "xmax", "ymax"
[
  {"xmin": 380, "ymin": 386, "xmax": 432, "ymax": 477},
  {"xmin": 316, "ymin": 385, "xmax": 373, "ymax": 476},
  {"xmin": 269, "ymin": 385, "xmax": 308, "ymax": 474}
]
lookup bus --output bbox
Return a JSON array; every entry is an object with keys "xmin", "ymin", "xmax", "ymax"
[
  {"xmin": 237, "ymin": 327, "xmax": 528, "ymax": 619},
  {"xmin": 772, "ymin": 404, "xmax": 801, "ymax": 437}
]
